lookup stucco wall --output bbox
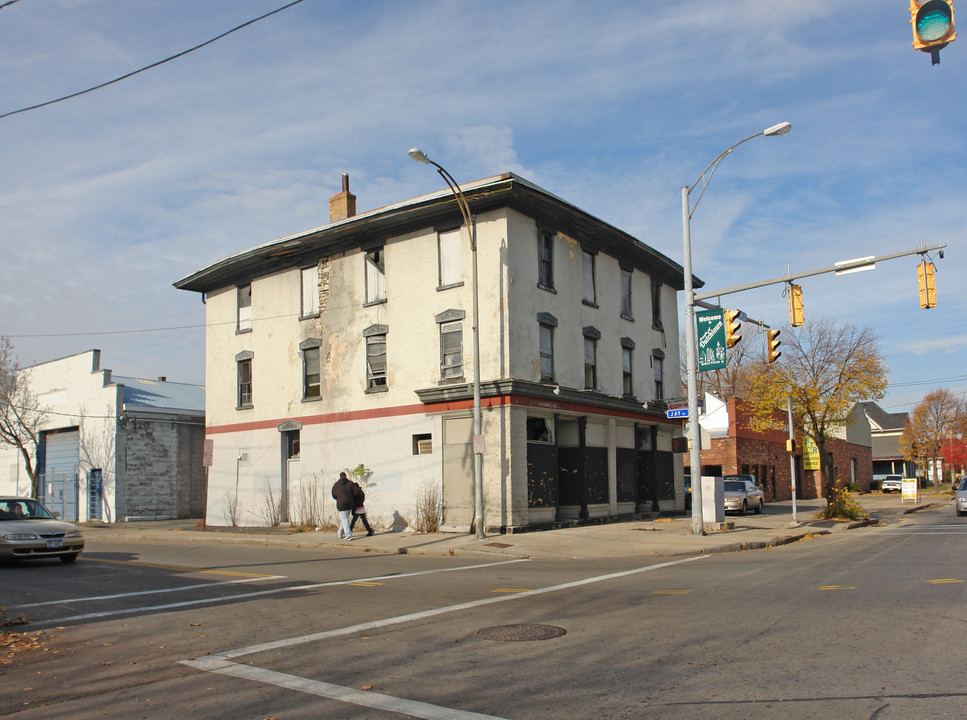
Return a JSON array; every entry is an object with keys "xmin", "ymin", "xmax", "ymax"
[
  {"xmin": 201, "ymin": 202, "xmax": 684, "ymax": 529},
  {"xmin": 503, "ymin": 210, "xmax": 680, "ymax": 402}
]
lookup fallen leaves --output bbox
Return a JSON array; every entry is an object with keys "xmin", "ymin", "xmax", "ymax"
[{"xmin": 0, "ymin": 631, "xmax": 49, "ymax": 666}]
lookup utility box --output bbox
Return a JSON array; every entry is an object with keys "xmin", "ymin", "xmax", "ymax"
[{"xmin": 701, "ymin": 475, "xmax": 725, "ymax": 524}]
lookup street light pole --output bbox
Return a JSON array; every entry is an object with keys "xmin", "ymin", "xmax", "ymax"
[
  {"xmin": 681, "ymin": 122, "xmax": 791, "ymax": 535},
  {"xmin": 409, "ymin": 149, "xmax": 485, "ymax": 539}
]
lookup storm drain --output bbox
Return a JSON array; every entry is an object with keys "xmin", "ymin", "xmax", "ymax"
[{"xmin": 475, "ymin": 624, "xmax": 567, "ymax": 642}]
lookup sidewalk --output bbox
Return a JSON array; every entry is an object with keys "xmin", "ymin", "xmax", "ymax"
[{"xmin": 79, "ymin": 494, "xmax": 949, "ymax": 562}]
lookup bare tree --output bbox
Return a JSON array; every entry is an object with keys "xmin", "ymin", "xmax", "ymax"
[
  {"xmin": 745, "ymin": 317, "xmax": 888, "ymax": 503},
  {"xmin": 0, "ymin": 337, "xmax": 47, "ymax": 498},
  {"xmin": 900, "ymin": 388, "xmax": 964, "ymax": 486},
  {"xmin": 680, "ymin": 328, "xmax": 759, "ymax": 402}
]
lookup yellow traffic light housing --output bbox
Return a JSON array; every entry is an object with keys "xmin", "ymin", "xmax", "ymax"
[
  {"xmin": 767, "ymin": 329, "xmax": 782, "ymax": 364},
  {"xmin": 918, "ymin": 260, "xmax": 937, "ymax": 308},
  {"xmin": 787, "ymin": 283, "xmax": 804, "ymax": 327},
  {"xmin": 724, "ymin": 310, "xmax": 742, "ymax": 348},
  {"xmin": 785, "ymin": 438, "xmax": 796, "ymax": 453},
  {"xmin": 911, "ymin": 0, "xmax": 956, "ymax": 65}
]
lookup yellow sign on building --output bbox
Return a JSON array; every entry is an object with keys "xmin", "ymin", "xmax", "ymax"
[{"xmin": 803, "ymin": 437, "xmax": 820, "ymax": 471}]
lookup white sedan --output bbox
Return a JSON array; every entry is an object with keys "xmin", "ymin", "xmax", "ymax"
[
  {"xmin": 956, "ymin": 477, "xmax": 967, "ymax": 517},
  {"xmin": 723, "ymin": 479, "xmax": 764, "ymax": 515}
]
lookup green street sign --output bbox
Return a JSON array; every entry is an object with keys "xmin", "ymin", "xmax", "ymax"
[{"xmin": 696, "ymin": 308, "xmax": 727, "ymax": 372}]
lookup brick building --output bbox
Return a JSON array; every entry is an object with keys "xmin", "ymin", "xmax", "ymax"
[{"xmin": 685, "ymin": 395, "xmax": 874, "ymax": 501}]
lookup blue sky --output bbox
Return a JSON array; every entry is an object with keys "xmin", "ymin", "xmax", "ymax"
[{"xmin": 0, "ymin": 0, "xmax": 963, "ymax": 415}]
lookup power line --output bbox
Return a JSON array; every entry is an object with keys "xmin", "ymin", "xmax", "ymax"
[
  {"xmin": 0, "ymin": 0, "xmax": 307, "ymax": 120},
  {"xmin": 4, "ymin": 297, "xmax": 378, "ymax": 338},
  {"xmin": 0, "ymin": 0, "xmax": 25, "ymax": 10},
  {"xmin": 889, "ymin": 374, "xmax": 967, "ymax": 388}
]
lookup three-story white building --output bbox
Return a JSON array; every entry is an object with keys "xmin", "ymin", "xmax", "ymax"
[{"xmin": 175, "ymin": 173, "xmax": 687, "ymax": 532}]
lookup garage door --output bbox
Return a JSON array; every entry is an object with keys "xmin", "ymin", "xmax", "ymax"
[{"xmin": 42, "ymin": 429, "xmax": 80, "ymax": 521}]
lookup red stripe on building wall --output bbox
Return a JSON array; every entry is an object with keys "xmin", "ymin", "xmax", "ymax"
[{"xmin": 206, "ymin": 395, "xmax": 681, "ymax": 436}]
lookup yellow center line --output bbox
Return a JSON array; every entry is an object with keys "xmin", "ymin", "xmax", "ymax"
[
  {"xmin": 927, "ymin": 578, "xmax": 964, "ymax": 584},
  {"xmin": 819, "ymin": 585, "xmax": 857, "ymax": 590},
  {"xmin": 348, "ymin": 582, "xmax": 384, "ymax": 587},
  {"xmin": 87, "ymin": 558, "xmax": 278, "ymax": 578}
]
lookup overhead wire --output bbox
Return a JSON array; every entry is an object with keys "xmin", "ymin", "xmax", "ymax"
[{"xmin": 0, "ymin": 0, "xmax": 307, "ymax": 120}]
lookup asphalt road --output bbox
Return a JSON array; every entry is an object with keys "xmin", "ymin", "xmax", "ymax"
[{"xmin": 3, "ymin": 505, "xmax": 967, "ymax": 719}]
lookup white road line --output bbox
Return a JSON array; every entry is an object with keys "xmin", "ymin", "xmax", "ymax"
[
  {"xmin": 29, "ymin": 558, "xmax": 528, "ymax": 628},
  {"xmin": 215, "ymin": 554, "xmax": 709, "ymax": 659},
  {"xmin": 180, "ymin": 554, "xmax": 710, "ymax": 719},
  {"xmin": 14, "ymin": 576, "xmax": 284, "ymax": 608},
  {"xmin": 881, "ymin": 530, "xmax": 967, "ymax": 535},
  {"xmin": 181, "ymin": 658, "xmax": 509, "ymax": 720}
]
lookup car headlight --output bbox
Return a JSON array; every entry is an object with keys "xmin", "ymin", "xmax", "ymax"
[
  {"xmin": 3, "ymin": 533, "xmax": 39, "ymax": 540},
  {"xmin": 67, "ymin": 531, "xmax": 82, "ymax": 538}
]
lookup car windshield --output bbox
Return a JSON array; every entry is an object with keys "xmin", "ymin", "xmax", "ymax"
[
  {"xmin": 0, "ymin": 499, "xmax": 55, "ymax": 521},
  {"xmin": 724, "ymin": 481, "xmax": 745, "ymax": 492},
  {"xmin": 959, "ymin": 478, "xmax": 967, "ymax": 491}
]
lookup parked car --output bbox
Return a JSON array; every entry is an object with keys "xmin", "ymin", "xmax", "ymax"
[
  {"xmin": 722, "ymin": 477, "xmax": 764, "ymax": 515},
  {"xmin": 956, "ymin": 477, "xmax": 967, "ymax": 517},
  {"xmin": 0, "ymin": 497, "xmax": 85, "ymax": 563},
  {"xmin": 881, "ymin": 475, "xmax": 903, "ymax": 493}
]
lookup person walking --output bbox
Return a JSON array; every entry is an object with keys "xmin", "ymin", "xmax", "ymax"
[
  {"xmin": 331, "ymin": 471, "xmax": 355, "ymax": 541},
  {"xmin": 350, "ymin": 480, "xmax": 375, "ymax": 537}
]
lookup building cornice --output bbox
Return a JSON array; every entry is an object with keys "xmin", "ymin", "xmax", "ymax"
[
  {"xmin": 414, "ymin": 379, "xmax": 676, "ymax": 424},
  {"xmin": 173, "ymin": 173, "xmax": 693, "ymax": 294}
]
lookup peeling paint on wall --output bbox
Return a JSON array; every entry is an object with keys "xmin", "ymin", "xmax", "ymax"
[
  {"xmin": 324, "ymin": 333, "xmax": 348, "ymax": 390},
  {"xmin": 560, "ymin": 232, "xmax": 579, "ymax": 259},
  {"xmin": 319, "ymin": 257, "xmax": 331, "ymax": 313}
]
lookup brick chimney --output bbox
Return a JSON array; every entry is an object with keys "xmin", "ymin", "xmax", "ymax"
[{"xmin": 329, "ymin": 173, "xmax": 356, "ymax": 222}]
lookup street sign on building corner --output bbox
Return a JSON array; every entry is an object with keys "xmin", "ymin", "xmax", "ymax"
[{"xmin": 696, "ymin": 308, "xmax": 727, "ymax": 371}]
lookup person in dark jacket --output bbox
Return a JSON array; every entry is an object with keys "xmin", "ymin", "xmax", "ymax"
[
  {"xmin": 350, "ymin": 481, "xmax": 375, "ymax": 536},
  {"xmin": 331, "ymin": 472, "xmax": 355, "ymax": 540}
]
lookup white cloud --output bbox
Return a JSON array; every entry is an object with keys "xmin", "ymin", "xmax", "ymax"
[{"xmin": 0, "ymin": 0, "xmax": 963, "ymax": 404}]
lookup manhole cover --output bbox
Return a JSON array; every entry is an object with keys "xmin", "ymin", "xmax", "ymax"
[{"xmin": 475, "ymin": 624, "xmax": 567, "ymax": 642}]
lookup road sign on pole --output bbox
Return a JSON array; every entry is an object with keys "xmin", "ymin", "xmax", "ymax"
[{"xmin": 696, "ymin": 308, "xmax": 727, "ymax": 371}]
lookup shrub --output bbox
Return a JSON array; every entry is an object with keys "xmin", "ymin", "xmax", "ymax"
[
  {"xmin": 815, "ymin": 488, "xmax": 867, "ymax": 521},
  {"xmin": 846, "ymin": 481, "xmax": 862, "ymax": 493},
  {"xmin": 869, "ymin": 479, "xmax": 881, "ymax": 492}
]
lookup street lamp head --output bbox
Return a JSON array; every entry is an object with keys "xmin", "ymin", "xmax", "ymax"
[
  {"xmin": 763, "ymin": 121, "xmax": 792, "ymax": 137},
  {"xmin": 408, "ymin": 148, "xmax": 432, "ymax": 164}
]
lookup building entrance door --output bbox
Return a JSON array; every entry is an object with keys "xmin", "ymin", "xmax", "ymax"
[{"xmin": 441, "ymin": 416, "xmax": 474, "ymax": 531}]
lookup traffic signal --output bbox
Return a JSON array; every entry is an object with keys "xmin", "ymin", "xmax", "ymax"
[
  {"xmin": 911, "ymin": 0, "xmax": 956, "ymax": 65},
  {"xmin": 767, "ymin": 329, "xmax": 782, "ymax": 364},
  {"xmin": 724, "ymin": 310, "xmax": 742, "ymax": 348},
  {"xmin": 918, "ymin": 260, "xmax": 937, "ymax": 308},
  {"xmin": 785, "ymin": 438, "xmax": 796, "ymax": 453},
  {"xmin": 788, "ymin": 283, "xmax": 804, "ymax": 327}
]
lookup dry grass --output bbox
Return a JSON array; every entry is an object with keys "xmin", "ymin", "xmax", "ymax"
[{"xmin": 413, "ymin": 480, "xmax": 442, "ymax": 533}]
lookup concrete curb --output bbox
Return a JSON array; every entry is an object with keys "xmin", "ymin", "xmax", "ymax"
[
  {"xmin": 77, "ymin": 497, "xmax": 942, "ymax": 562},
  {"xmin": 902, "ymin": 502, "xmax": 937, "ymax": 515}
]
